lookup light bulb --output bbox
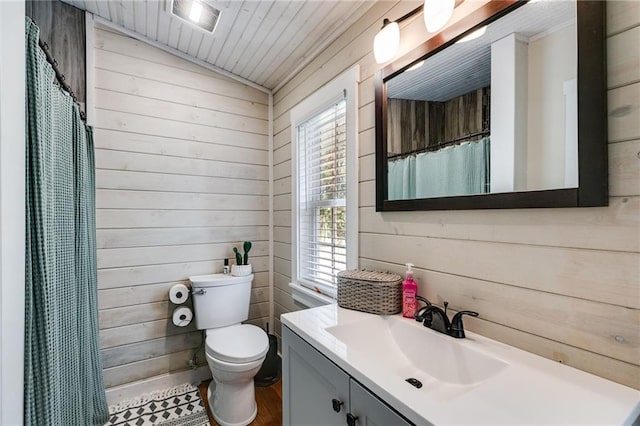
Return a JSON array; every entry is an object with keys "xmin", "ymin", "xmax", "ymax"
[
  {"xmin": 456, "ymin": 26, "xmax": 487, "ymax": 43},
  {"xmin": 374, "ymin": 20, "xmax": 400, "ymax": 64},
  {"xmin": 406, "ymin": 60, "xmax": 424, "ymax": 72},
  {"xmin": 423, "ymin": 0, "xmax": 455, "ymax": 33}
]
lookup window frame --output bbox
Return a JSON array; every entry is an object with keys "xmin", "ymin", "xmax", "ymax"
[{"xmin": 290, "ymin": 65, "xmax": 359, "ymax": 300}]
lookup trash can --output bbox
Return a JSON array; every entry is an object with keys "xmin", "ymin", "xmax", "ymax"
[{"xmin": 254, "ymin": 323, "xmax": 281, "ymax": 387}]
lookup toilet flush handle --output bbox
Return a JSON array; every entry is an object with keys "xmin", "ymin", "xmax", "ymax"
[{"xmin": 192, "ymin": 289, "xmax": 207, "ymax": 295}]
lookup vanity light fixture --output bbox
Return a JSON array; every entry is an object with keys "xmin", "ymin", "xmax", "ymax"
[
  {"xmin": 373, "ymin": 19, "xmax": 400, "ymax": 64},
  {"xmin": 373, "ymin": 0, "xmax": 458, "ymax": 64},
  {"xmin": 171, "ymin": 0, "xmax": 221, "ymax": 33},
  {"xmin": 424, "ymin": 0, "xmax": 455, "ymax": 33}
]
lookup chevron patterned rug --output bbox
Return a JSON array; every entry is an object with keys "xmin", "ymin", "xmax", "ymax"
[{"xmin": 107, "ymin": 383, "xmax": 209, "ymax": 426}]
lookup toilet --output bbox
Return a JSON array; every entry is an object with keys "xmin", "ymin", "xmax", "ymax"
[{"xmin": 189, "ymin": 273, "xmax": 269, "ymax": 426}]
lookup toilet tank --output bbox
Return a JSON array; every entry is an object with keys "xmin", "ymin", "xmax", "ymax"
[{"xmin": 189, "ymin": 273, "xmax": 253, "ymax": 330}]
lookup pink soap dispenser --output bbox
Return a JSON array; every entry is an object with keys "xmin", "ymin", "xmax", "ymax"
[{"xmin": 402, "ymin": 263, "xmax": 418, "ymax": 318}]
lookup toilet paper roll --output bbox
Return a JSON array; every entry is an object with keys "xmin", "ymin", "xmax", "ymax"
[
  {"xmin": 169, "ymin": 283, "xmax": 189, "ymax": 304},
  {"xmin": 172, "ymin": 306, "xmax": 193, "ymax": 327}
]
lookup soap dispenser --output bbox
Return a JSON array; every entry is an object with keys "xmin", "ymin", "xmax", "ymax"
[{"xmin": 402, "ymin": 263, "xmax": 418, "ymax": 318}]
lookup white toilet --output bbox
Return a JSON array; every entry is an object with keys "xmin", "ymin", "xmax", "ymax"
[{"xmin": 189, "ymin": 273, "xmax": 269, "ymax": 426}]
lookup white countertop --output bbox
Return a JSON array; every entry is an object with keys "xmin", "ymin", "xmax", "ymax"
[{"xmin": 281, "ymin": 304, "xmax": 640, "ymax": 425}]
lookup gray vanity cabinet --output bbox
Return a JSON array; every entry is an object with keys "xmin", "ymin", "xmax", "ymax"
[
  {"xmin": 349, "ymin": 380, "xmax": 413, "ymax": 426},
  {"xmin": 282, "ymin": 326, "xmax": 350, "ymax": 425},
  {"xmin": 283, "ymin": 326, "xmax": 413, "ymax": 426}
]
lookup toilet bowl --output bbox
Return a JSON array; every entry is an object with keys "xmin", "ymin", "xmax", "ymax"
[
  {"xmin": 188, "ymin": 274, "xmax": 269, "ymax": 426},
  {"xmin": 205, "ymin": 324, "xmax": 269, "ymax": 426}
]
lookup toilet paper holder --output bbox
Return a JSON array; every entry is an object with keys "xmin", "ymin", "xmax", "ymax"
[{"xmin": 169, "ymin": 283, "xmax": 190, "ymax": 304}]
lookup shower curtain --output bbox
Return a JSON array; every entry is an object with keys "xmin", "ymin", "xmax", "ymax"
[
  {"xmin": 388, "ymin": 137, "xmax": 490, "ymax": 199},
  {"xmin": 24, "ymin": 18, "xmax": 109, "ymax": 426},
  {"xmin": 415, "ymin": 137, "xmax": 490, "ymax": 198}
]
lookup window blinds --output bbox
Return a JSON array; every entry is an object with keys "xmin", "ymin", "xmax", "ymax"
[{"xmin": 297, "ymin": 98, "xmax": 347, "ymax": 294}]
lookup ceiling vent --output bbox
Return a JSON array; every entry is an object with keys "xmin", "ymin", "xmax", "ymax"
[{"xmin": 170, "ymin": 0, "xmax": 221, "ymax": 33}]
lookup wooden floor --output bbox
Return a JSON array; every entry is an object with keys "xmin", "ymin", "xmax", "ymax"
[{"xmin": 198, "ymin": 379, "xmax": 282, "ymax": 426}]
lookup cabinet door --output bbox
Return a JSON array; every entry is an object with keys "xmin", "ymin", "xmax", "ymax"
[
  {"xmin": 348, "ymin": 379, "xmax": 414, "ymax": 426},
  {"xmin": 283, "ymin": 326, "xmax": 350, "ymax": 426}
]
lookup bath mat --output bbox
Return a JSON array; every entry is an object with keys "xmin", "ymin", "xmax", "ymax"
[{"xmin": 107, "ymin": 383, "xmax": 210, "ymax": 426}]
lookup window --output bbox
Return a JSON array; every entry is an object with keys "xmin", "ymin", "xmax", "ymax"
[
  {"xmin": 291, "ymin": 66, "xmax": 359, "ymax": 302},
  {"xmin": 298, "ymin": 100, "xmax": 347, "ymax": 292}
]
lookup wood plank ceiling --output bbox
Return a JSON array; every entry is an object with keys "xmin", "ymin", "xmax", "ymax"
[{"xmin": 63, "ymin": 0, "xmax": 376, "ymax": 91}]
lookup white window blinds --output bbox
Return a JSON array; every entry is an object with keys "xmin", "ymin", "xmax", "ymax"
[{"xmin": 296, "ymin": 98, "xmax": 347, "ymax": 294}]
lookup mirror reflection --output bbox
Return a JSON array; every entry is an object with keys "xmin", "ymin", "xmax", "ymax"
[{"xmin": 386, "ymin": 0, "xmax": 577, "ymax": 201}]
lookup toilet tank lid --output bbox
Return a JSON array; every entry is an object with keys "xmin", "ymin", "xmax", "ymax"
[{"xmin": 189, "ymin": 273, "xmax": 254, "ymax": 287}]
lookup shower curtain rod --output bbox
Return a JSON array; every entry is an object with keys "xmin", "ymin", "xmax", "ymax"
[
  {"xmin": 387, "ymin": 129, "xmax": 490, "ymax": 160},
  {"xmin": 38, "ymin": 38, "xmax": 86, "ymax": 122}
]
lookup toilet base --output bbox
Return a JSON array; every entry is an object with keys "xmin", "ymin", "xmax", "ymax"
[{"xmin": 207, "ymin": 380, "xmax": 257, "ymax": 426}]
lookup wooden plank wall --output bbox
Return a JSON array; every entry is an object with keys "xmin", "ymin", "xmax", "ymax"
[
  {"xmin": 442, "ymin": 88, "xmax": 485, "ymax": 141},
  {"xmin": 387, "ymin": 89, "xmax": 485, "ymax": 154},
  {"xmin": 272, "ymin": 0, "xmax": 640, "ymax": 390},
  {"xmin": 25, "ymin": 0, "xmax": 86, "ymax": 105},
  {"xmin": 92, "ymin": 26, "xmax": 270, "ymax": 390},
  {"xmin": 387, "ymin": 98, "xmax": 428, "ymax": 153}
]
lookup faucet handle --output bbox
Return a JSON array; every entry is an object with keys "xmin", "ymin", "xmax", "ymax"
[
  {"xmin": 449, "ymin": 311, "xmax": 479, "ymax": 339},
  {"xmin": 416, "ymin": 295, "xmax": 432, "ymax": 306},
  {"xmin": 414, "ymin": 296, "xmax": 432, "ymax": 322}
]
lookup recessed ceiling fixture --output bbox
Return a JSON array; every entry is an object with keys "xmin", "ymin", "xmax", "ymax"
[
  {"xmin": 373, "ymin": 0, "xmax": 458, "ymax": 64},
  {"xmin": 171, "ymin": 0, "xmax": 220, "ymax": 33}
]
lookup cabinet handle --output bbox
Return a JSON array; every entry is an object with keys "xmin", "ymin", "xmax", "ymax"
[
  {"xmin": 332, "ymin": 398, "xmax": 344, "ymax": 413},
  {"xmin": 346, "ymin": 413, "xmax": 359, "ymax": 426}
]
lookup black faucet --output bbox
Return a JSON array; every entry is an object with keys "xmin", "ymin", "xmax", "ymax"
[
  {"xmin": 416, "ymin": 301, "xmax": 479, "ymax": 338},
  {"xmin": 414, "ymin": 296, "xmax": 433, "ymax": 323}
]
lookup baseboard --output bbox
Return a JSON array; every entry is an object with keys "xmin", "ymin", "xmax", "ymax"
[{"xmin": 105, "ymin": 366, "xmax": 212, "ymax": 406}]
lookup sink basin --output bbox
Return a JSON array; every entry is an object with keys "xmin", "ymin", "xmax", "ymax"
[
  {"xmin": 284, "ymin": 304, "xmax": 640, "ymax": 425},
  {"xmin": 326, "ymin": 315, "xmax": 507, "ymax": 385}
]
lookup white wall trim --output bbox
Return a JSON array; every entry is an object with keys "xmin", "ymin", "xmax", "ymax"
[
  {"xmin": 105, "ymin": 366, "xmax": 212, "ymax": 406},
  {"xmin": 92, "ymin": 16, "xmax": 272, "ymax": 95},
  {"xmin": 288, "ymin": 283, "xmax": 334, "ymax": 309},
  {"xmin": 0, "ymin": 1, "xmax": 26, "ymax": 424},
  {"xmin": 268, "ymin": 92, "xmax": 275, "ymax": 330}
]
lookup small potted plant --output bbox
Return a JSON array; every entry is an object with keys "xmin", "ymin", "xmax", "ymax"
[{"xmin": 231, "ymin": 241, "xmax": 252, "ymax": 276}]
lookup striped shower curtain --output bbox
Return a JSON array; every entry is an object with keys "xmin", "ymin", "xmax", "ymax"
[{"xmin": 24, "ymin": 18, "xmax": 109, "ymax": 426}]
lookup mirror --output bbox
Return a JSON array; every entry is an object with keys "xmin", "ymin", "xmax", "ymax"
[{"xmin": 375, "ymin": 0, "xmax": 607, "ymax": 211}]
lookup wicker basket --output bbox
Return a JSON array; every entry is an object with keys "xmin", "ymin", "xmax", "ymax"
[{"xmin": 337, "ymin": 269, "xmax": 403, "ymax": 315}]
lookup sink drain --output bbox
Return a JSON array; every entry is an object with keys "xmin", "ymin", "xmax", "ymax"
[{"xmin": 405, "ymin": 378, "xmax": 422, "ymax": 389}]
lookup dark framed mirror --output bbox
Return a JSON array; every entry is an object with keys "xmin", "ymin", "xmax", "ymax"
[{"xmin": 375, "ymin": 0, "xmax": 606, "ymax": 211}]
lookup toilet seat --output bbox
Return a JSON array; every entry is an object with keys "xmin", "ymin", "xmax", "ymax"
[{"xmin": 206, "ymin": 324, "xmax": 268, "ymax": 363}]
